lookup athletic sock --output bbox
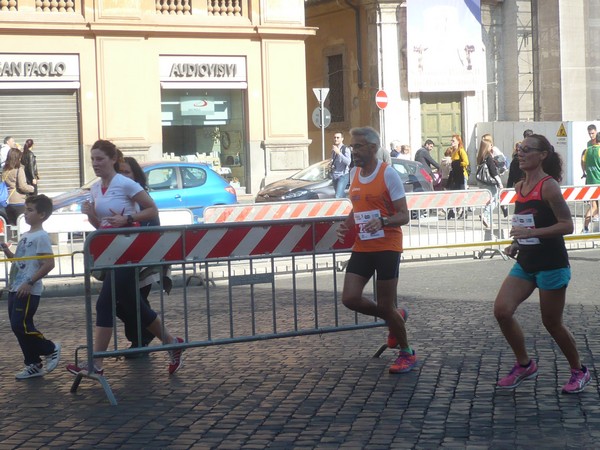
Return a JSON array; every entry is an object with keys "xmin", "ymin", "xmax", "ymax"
[
  {"xmin": 519, "ymin": 360, "xmax": 532, "ymax": 368},
  {"xmin": 401, "ymin": 346, "xmax": 413, "ymax": 354}
]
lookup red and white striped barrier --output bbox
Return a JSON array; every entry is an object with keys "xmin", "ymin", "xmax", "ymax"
[
  {"xmin": 87, "ymin": 220, "xmax": 355, "ymax": 267},
  {"xmin": 203, "ymin": 199, "xmax": 352, "ymax": 223},
  {"xmin": 406, "ymin": 189, "xmax": 491, "ymax": 210},
  {"xmin": 499, "ymin": 185, "xmax": 600, "ymax": 206}
]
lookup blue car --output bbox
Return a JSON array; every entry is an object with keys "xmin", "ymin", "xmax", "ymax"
[{"xmin": 52, "ymin": 161, "xmax": 237, "ymax": 222}]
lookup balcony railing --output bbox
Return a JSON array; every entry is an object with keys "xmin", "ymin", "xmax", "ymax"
[
  {"xmin": 0, "ymin": 0, "xmax": 247, "ymax": 18},
  {"xmin": 36, "ymin": 0, "xmax": 75, "ymax": 12},
  {"xmin": 155, "ymin": 1, "xmax": 243, "ymax": 16}
]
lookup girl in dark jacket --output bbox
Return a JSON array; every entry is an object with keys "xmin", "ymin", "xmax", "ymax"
[{"xmin": 21, "ymin": 139, "xmax": 39, "ymax": 195}]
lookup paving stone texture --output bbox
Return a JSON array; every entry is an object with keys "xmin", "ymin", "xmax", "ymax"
[{"xmin": 0, "ymin": 249, "xmax": 600, "ymax": 449}]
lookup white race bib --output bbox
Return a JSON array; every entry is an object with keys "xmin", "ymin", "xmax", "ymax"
[
  {"xmin": 512, "ymin": 213, "xmax": 540, "ymax": 245},
  {"xmin": 354, "ymin": 209, "xmax": 384, "ymax": 241}
]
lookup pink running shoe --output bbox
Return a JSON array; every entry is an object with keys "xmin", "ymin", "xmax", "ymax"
[
  {"xmin": 389, "ymin": 350, "xmax": 417, "ymax": 374},
  {"xmin": 497, "ymin": 360, "xmax": 538, "ymax": 389},
  {"xmin": 387, "ymin": 308, "xmax": 409, "ymax": 349},
  {"xmin": 168, "ymin": 337, "xmax": 185, "ymax": 375},
  {"xmin": 562, "ymin": 366, "xmax": 591, "ymax": 394}
]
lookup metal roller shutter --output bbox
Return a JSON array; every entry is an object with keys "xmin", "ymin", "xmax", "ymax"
[{"xmin": 0, "ymin": 90, "xmax": 81, "ymax": 194}]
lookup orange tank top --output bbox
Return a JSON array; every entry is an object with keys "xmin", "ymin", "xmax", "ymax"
[{"xmin": 349, "ymin": 163, "xmax": 403, "ymax": 252}]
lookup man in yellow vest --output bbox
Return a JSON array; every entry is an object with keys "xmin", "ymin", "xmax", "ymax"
[{"xmin": 336, "ymin": 126, "xmax": 416, "ymax": 374}]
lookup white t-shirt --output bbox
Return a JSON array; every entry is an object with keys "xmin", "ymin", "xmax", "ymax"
[
  {"xmin": 8, "ymin": 229, "xmax": 53, "ymax": 295},
  {"xmin": 0, "ymin": 144, "xmax": 9, "ymax": 167},
  {"xmin": 90, "ymin": 173, "xmax": 143, "ymax": 228}
]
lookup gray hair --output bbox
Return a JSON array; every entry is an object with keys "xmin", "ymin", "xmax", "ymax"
[
  {"xmin": 389, "ymin": 140, "xmax": 401, "ymax": 150},
  {"xmin": 350, "ymin": 126, "xmax": 381, "ymax": 148}
]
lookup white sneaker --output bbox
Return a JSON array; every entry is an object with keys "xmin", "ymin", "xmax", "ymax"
[
  {"xmin": 44, "ymin": 343, "xmax": 61, "ymax": 373},
  {"xmin": 15, "ymin": 363, "xmax": 44, "ymax": 380}
]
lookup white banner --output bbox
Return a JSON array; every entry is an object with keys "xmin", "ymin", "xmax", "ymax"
[{"xmin": 407, "ymin": 0, "xmax": 484, "ymax": 93}]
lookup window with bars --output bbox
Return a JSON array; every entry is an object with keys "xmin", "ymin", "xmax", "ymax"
[{"xmin": 327, "ymin": 54, "xmax": 345, "ymax": 123}]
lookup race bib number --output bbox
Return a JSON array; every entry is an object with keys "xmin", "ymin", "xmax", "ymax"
[
  {"xmin": 354, "ymin": 210, "xmax": 384, "ymax": 241},
  {"xmin": 511, "ymin": 213, "xmax": 540, "ymax": 245}
]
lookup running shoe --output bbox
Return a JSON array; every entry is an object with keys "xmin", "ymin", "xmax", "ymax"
[
  {"xmin": 66, "ymin": 362, "xmax": 104, "ymax": 376},
  {"xmin": 44, "ymin": 343, "xmax": 61, "ymax": 373},
  {"xmin": 562, "ymin": 366, "xmax": 591, "ymax": 394},
  {"xmin": 15, "ymin": 363, "xmax": 44, "ymax": 380},
  {"xmin": 389, "ymin": 350, "xmax": 417, "ymax": 374},
  {"xmin": 168, "ymin": 337, "xmax": 184, "ymax": 375},
  {"xmin": 387, "ymin": 308, "xmax": 409, "ymax": 349},
  {"xmin": 497, "ymin": 360, "xmax": 538, "ymax": 389}
]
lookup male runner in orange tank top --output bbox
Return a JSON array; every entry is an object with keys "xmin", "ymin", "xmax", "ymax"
[{"xmin": 336, "ymin": 126, "xmax": 417, "ymax": 374}]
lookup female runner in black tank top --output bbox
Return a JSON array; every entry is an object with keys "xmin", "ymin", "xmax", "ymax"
[{"xmin": 493, "ymin": 134, "xmax": 590, "ymax": 394}]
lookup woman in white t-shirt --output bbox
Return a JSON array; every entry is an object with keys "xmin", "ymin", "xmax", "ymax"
[{"xmin": 66, "ymin": 140, "xmax": 184, "ymax": 377}]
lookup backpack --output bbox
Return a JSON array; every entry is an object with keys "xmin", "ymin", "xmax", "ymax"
[
  {"xmin": 0, "ymin": 180, "xmax": 8, "ymax": 208},
  {"xmin": 0, "ymin": 173, "xmax": 10, "ymax": 208}
]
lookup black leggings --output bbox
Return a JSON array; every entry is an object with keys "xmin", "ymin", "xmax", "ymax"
[{"xmin": 96, "ymin": 267, "xmax": 158, "ymax": 329}]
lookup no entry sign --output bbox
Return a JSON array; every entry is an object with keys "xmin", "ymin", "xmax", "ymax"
[{"xmin": 375, "ymin": 90, "xmax": 388, "ymax": 109}]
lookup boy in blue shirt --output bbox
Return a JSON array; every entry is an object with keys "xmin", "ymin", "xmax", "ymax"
[{"xmin": 1, "ymin": 194, "xmax": 60, "ymax": 379}]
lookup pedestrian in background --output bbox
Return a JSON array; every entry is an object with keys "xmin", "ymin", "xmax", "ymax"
[
  {"xmin": 336, "ymin": 126, "xmax": 415, "ymax": 374},
  {"xmin": 1, "ymin": 194, "xmax": 61, "ymax": 380},
  {"xmin": 398, "ymin": 144, "xmax": 411, "ymax": 160},
  {"xmin": 1, "ymin": 136, "xmax": 14, "ymax": 168},
  {"xmin": 389, "ymin": 140, "xmax": 401, "ymax": 157},
  {"xmin": 446, "ymin": 135, "xmax": 469, "ymax": 219},
  {"xmin": 475, "ymin": 138, "xmax": 503, "ymax": 228},
  {"xmin": 21, "ymin": 139, "xmax": 39, "ymax": 195},
  {"xmin": 117, "ymin": 155, "xmax": 159, "ymax": 354},
  {"xmin": 3, "ymin": 147, "xmax": 34, "ymax": 227},
  {"xmin": 506, "ymin": 141, "xmax": 523, "ymax": 188},
  {"xmin": 448, "ymin": 134, "xmax": 469, "ymax": 190},
  {"xmin": 330, "ymin": 132, "xmax": 352, "ymax": 198},
  {"xmin": 581, "ymin": 124, "xmax": 599, "ymax": 233},
  {"xmin": 66, "ymin": 139, "xmax": 184, "ymax": 377},
  {"xmin": 494, "ymin": 133, "xmax": 590, "ymax": 394}
]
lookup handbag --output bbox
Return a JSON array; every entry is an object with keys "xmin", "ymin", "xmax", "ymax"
[{"xmin": 476, "ymin": 162, "xmax": 494, "ymax": 185}]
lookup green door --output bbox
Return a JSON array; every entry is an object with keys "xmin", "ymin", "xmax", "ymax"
[{"xmin": 420, "ymin": 93, "xmax": 462, "ymax": 162}]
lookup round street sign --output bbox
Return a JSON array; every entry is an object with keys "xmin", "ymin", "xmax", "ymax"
[
  {"xmin": 375, "ymin": 90, "xmax": 388, "ymax": 109},
  {"xmin": 312, "ymin": 107, "xmax": 332, "ymax": 128}
]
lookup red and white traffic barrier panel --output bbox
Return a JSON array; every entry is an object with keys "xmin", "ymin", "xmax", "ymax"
[
  {"xmin": 88, "ymin": 220, "xmax": 356, "ymax": 267},
  {"xmin": 499, "ymin": 185, "xmax": 600, "ymax": 206},
  {"xmin": 203, "ymin": 199, "xmax": 352, "ymax": 223}
]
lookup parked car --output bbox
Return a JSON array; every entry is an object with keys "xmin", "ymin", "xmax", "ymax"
[
  {"xmin": 52, "ymin": 161, "xmax": 237, "ymax": 222},
  {"xmin": 255, "ymin": 158, "xmax": 433, "ymax": 203}
]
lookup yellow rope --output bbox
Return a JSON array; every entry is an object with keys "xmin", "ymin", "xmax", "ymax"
[{"xmin": 0, "ymin": 252, "xmax": 76, "ymax": 263}]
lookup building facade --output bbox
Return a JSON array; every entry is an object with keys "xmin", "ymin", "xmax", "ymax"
[
  {"xmin": 305, "ymin": 0, "xmax": 595, "ymax": 165},
  {"xmin": 0, "ymin": 0, "xmax": 314, "ymax": 195}
]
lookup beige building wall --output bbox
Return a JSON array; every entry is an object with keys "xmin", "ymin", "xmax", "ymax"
[{"xmin": 0, "ymin": 0, "xmax": 313, "ymax": 195}]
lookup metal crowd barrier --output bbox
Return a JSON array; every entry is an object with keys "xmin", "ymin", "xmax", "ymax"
[{"xmin": 71, "ymin": 217, "xmax": 392, "ymax": 405}]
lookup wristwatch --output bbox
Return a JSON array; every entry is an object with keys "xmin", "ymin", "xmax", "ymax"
[
  {"xmin": 26, "ymin": 278, "xmax": 35, "ymax": 286},
  {"xmin": 380, "ymin": 216, "xmax": 390, "ymax": 227},
  {"xmin": 127, "ymin": 214, "xmax": 134, "ymax": 225}
]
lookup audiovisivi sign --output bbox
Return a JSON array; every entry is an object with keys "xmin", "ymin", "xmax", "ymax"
[
  {"xmin": 159, "ymin": 55, "xmax": 247, "ymax": 89},
  {"xmin": 0, "ymin": 54, "xmax": 79, "ymax": 83}
]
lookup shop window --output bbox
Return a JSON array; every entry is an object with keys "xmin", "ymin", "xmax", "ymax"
[
  {"xmin": 161, "ymin": 88, "xmax": 246, "ymax": 190},
  {"xmin": 327, "ymin": 54, "xmax": 345, "ymax": 123}
]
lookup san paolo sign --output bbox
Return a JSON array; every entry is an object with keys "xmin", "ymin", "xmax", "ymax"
[{"xmin": 0, "ymin": 54, "xmax": 80, "ymax": 81}]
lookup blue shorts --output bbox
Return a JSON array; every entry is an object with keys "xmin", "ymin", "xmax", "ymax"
[{"xmin": 509, "ymin": 263, "xmax": 571, "ymax": 290}]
